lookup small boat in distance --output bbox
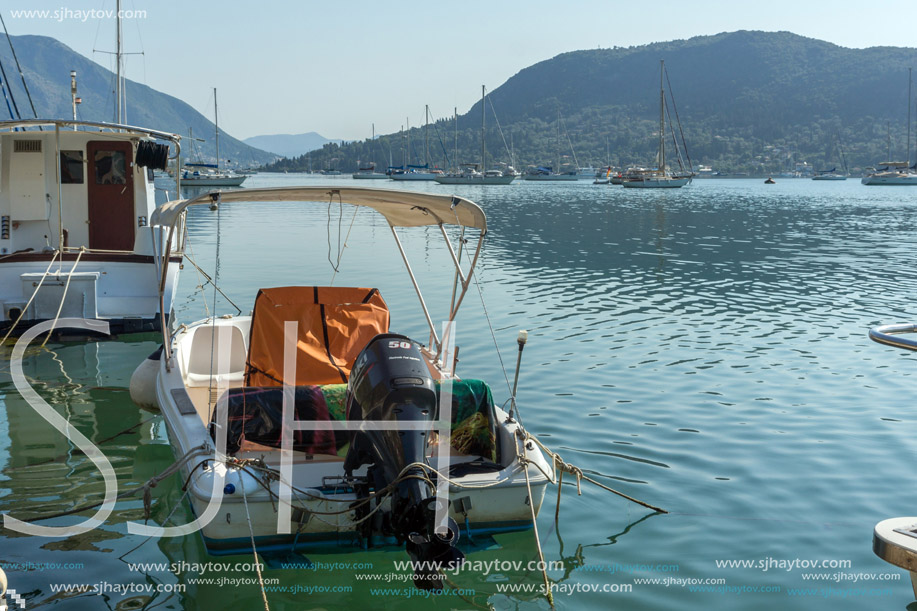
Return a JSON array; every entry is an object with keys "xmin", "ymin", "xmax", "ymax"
[
  {"xmin": 813, "ymin": 133, "xmax": 849, "ymax": 180},
  {"xmin": 622, "ymin": 60, "xmax": 693, "ymax": 189},
  {"xmin": 765, "ymin": 177, "xmax": 776, "ymax": 184},
  {"xmin": 181, "ymin": 89, "xmax": 248, "ymax": 188},
  {"xmin": 353, "ymin": 123, "xmax": 388, "ymax": 179},
  {"xmin": 522, "ymin": 108, "xmax": 580, "ymax": 181}
]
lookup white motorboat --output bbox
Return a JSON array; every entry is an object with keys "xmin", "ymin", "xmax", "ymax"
[
  {"xmin": 130, "ymin": 186, "xmax": 553, "ymax": 585},
  {"xmin": 0, "ymin": 119, "xmax": 183, "ymax": 337}
]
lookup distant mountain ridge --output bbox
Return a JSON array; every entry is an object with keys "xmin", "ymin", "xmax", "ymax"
[
  {"xmin": 243, "ymin": 132, "xmax": 334, "ymax": 158},
  {"xmin": 266, "ymin": 31, "xmax": 917, "ymax": 174},
  {"xmin": 0, "ymin": 34, "xmax": 276, "ymax": 166}
]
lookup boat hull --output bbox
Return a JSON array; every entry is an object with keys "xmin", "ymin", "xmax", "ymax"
[
  {"xmin": 521, "ymin": 174, "xmax": 578, "ymax": 181},
  {"xmin": 862, "ymin": 174, "xmax": 917, "ymax": 185},
  {"xmin": 152, "ymin": 316, "xmax": 553, "ymax": 555},
  {"xmin": 181, "ymin": 176, "xmax": 247, "ymax": 187},
  {"xmin": 389, "ymin": 172, "xmax": 439, "ymax": 181},
  {"xmin": 622, "ymin": 177, "xmax": 690, "ymax": 188},
  {"xmin": 434, "ymin": 175, "xmax": 515, "ymax": 185},
  {"xmin": 0, "ymin": 253, "xmax": 180, "ymax": 337}
]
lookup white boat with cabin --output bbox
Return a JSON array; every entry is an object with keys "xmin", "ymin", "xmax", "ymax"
[{"xmin": 0, "ymin": 119, "xmax": 183, "ymax": 337}]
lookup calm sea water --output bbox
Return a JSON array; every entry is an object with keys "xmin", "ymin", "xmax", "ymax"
[{"xmin": 2, "ymin": 175, "xmax": 917, "ymax": 610}]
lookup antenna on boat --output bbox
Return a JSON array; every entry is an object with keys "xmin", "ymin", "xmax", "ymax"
[{"xmin": 509, "ymin": 329, "xmax": 528, "ymax": 421}]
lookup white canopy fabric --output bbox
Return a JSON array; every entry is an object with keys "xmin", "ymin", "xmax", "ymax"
[{"xmin": 151, "ymin": 186, "xmax": 487, "ymax": 231}]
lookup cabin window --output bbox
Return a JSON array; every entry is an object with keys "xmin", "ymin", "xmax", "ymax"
[
  {"xmin": 94, "ymin": 150, "xmax": 127, "ymax": 185},
  {"xmin": 60, "ymin": 150, "xmax": 84, "ymax": 184}
]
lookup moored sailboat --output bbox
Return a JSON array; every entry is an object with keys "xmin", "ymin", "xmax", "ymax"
[
  {"xmin": 435, "ymin": 86, "xmax": 515, "ymax": 185},
  {"xmin": 623, "ymin": 60, "xmax": 693, "ymax": 189},
  {"xmin": 181, "ymin": 89, "xmax": 247, "ymax": 187},
  {"xmin": 863, "ymin": 68, "xmax": 917, "ymax": 186}
]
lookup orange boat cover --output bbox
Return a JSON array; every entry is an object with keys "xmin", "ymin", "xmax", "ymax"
[{"xmin": 244, "ymin": 286, "xmax": 389, "ymax": 387}]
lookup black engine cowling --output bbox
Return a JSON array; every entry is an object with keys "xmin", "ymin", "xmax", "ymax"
[{"xmin": 344, "ymin": 333, "xmax": 464, "ymax": 589}]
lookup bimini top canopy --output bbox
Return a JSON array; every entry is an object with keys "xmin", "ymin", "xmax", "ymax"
[
  {"xmin": 152, "ymin": 186, "xmax": 487, "ymax": 232},
  {"xmin": 0, "ymin": 118, "xmax": 182, "ymax": 143}
]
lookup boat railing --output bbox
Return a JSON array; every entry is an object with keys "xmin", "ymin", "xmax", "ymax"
[{"xmin": 869, "ymin": 323, "xmax": 917, "ymax": 352}]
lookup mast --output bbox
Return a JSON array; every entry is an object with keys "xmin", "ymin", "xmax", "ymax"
[
  {"xmin": 406, "ymin": 118, "xmax": 410, "ymax": 166},
  {"xmin": 214, "ymin": 87, "xmax": 220, "ymax": 172},
  {"xmin": 115, "ymin": 0, "xmax": 123, "ymax": 124},
  {"xmin": 909, "ymin": 67, "xmax": 913, "ymax": 166},
  {"xmin": 659, "ymin": 59, "xmax": 666, "ymax": 174},
  {"xmin": 481, "ymin": 85, "xmax": 486, "ymax": 172},
  {"xmin": 371, "ymin": 123, "xmax": 375, "ymax": 170},
  {"xmin": 453, "ymin": 107, "xmax": 458, "ymax": 173},
  {"xmin": 424, "ymin": 105, "xmax": 429, "ymax": 167}
]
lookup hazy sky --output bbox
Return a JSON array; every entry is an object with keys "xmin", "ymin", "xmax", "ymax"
[{"xmin": 4, "ymin": 1, "xmax": 913, "ymax": 141}]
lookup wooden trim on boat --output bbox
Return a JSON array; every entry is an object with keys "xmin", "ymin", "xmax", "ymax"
[{"xmin": 0, "ymin": 252, "xmax": 183, "ymax": 264}]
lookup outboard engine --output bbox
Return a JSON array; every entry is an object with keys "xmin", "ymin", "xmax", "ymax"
[{"xmin": 344, "ymin": 333, "xmax": 464, "ymax": 589}]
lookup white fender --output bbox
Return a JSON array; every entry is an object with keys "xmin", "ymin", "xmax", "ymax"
[{"xmin": 129, "ymin": 346, "xmax": 162, "ymax": 411}]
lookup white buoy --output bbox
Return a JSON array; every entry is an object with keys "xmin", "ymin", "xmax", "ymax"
[{"xmin": 129, "ymin": 346, "xmax": 162, "ymax": 411}]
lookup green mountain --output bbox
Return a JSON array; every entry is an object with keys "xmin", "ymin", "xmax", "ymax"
[
  {"xmin": 266, "ymin": 31, "xmax": 917, "ymax": 174},
  {"xmin": 0, "ymin": 34, "xmax": 275, "ymax": 166}
]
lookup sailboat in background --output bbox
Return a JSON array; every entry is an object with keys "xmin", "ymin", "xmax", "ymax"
[
  {"xmin": 435, "ymin": 86, "xmax": 515, "ymax": 185},
  {"xmin": 391, "ymin": 106, "xmax": 441, "ymax": 181},
  {"xmin": 623, "ymin": 60, "xmax": 693, "ymax": 189},
  {"xmin": 181, "ymin": 88, "xmax": 246, "ymax": 187},
  {"xmin": 352, "ymin": 123, "xmax": 387, "ymax": 179},
  {"xmin": 862, "ymin": 68, "xmax": 917, "ymax": 185},
  {"xmin": 522, "ymin": 108, "xmax": 579, "ymax": 181},
  {"xmin": 812, "ymin": 132, "xmax": 849, "ymax": 180}
]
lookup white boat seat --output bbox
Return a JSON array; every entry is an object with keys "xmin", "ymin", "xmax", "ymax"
[{"xmin": 185, "ymin": 324, "xmax": 247, "ymax": 388}]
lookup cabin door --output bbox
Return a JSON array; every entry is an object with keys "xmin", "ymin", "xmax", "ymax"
[{"xmin": 87, "ymin": 140, "xmax": 135, "ymax": 251}]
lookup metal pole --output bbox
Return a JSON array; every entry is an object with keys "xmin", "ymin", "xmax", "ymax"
[
  {"xmin": 482, "ymin": 85, "xmax": 486, "ymax": 172},
  {"xmin": 509, "ymin": 330, "xmax": 528, "ymax": 420},
  {"xmin": 214, "ymin": 88, "xmax": 220, "ymax": 172},
  {"xmin": 390, "ymin": 225, "xmax": 439, "ymax": 352},
  {"xmin": 70, "ymin": 71, "xmax": 77, "ymax": 127},
  {"xmin": 115, "ymin": 0, "xmax": 122, "ymax": 124},
  {"xmin": 55, "ymin": 123, "xmax": 63, "ymax": 249}
]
